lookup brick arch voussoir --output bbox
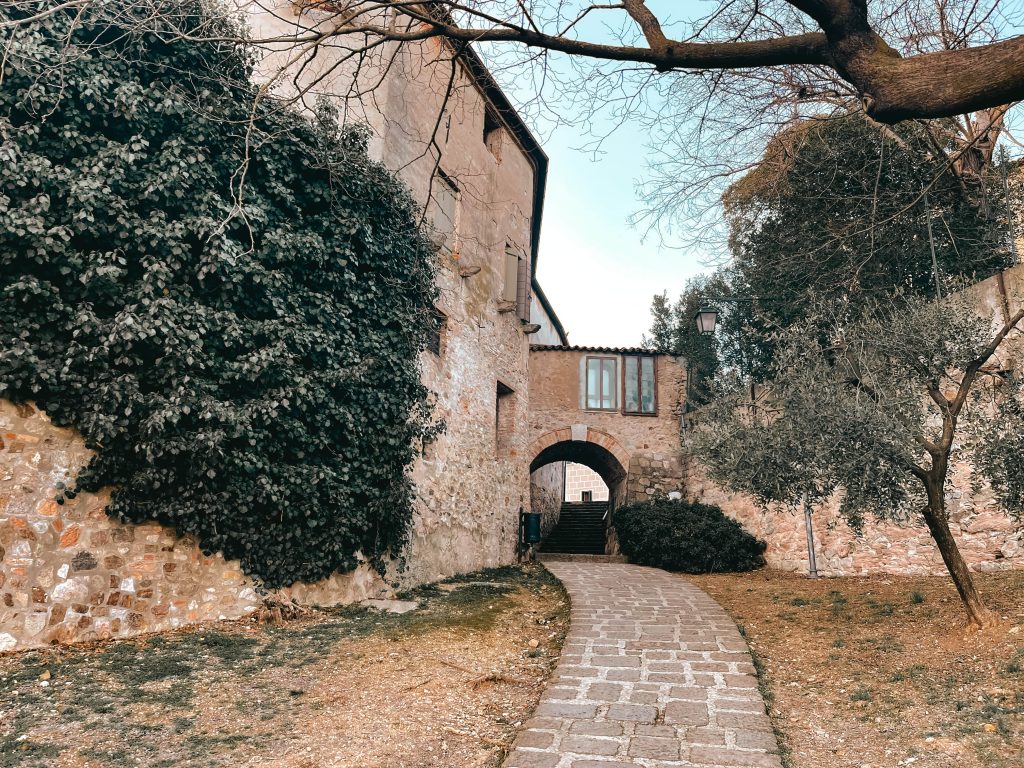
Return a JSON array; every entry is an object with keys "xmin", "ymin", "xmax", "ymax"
[{"xmin": 528, "ymin": 425, "xmax": 632, "ymax": 479}]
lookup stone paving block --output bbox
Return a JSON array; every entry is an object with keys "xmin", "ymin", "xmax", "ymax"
[
  {"xmin": 594, "ymin": 655, "xmax": 641, "ymax": 668},
  {"xmin": 586, "ymin": 682, "xmax": 625, "ymax": 701},
  {"xmin": 723, "ymin": 673, "xmax": 759, "ymax": 689},
  {"xmin": 571, "ymin": 762, "xmax": 635, "ymax": 768},
  {"xmin": 715, "ymin": 696, "xmax": 766, "ymax": 713},
  {"xmin": 607, "ymin": 703, "xmax": 658, "ymax": 722},
  {"xmin": 569, "ymin": 720, "xmax": 624, "ymax": 736},
  {"xmin": 628, "ymin": 690, "xmax": 659, "ymax": 705},
  {"xmin": 664, "ymin": 700, "xmax": 710, "ymax": 726},
  {"xmin": 716, "ymin": 711, "xmax": 772, "ymax": 731},
  {"xmin": 668, "ymin": 686, "xmax": 708, "ymax": 701},
  {"xmin": 628, "ymin": 736, "xmax": 680, "ymax": 760},
  {"xmin": 734, "ymin": 729, "xmax": 779, "ymax": 751},
  {"xmin": 505, "ymin": 749, "xmax": 560, "ymax": 768},
  {"xmin": 534, "ymin": 702, "xmax": 600, "ymax": 719},
  {"xmin": 515, "ymin": 730, "xmax": 556, "ymax": 749},
  {"xmin": 687, "ymin": 726, "xmax": 728, "ymax": 746},
  {"xmin": 561, "ymin": 735, "xmax": 622, "ymax": 756},
  {"xmin": 606, "ymin": 668, "xmax": 642, "ymax": 682}
]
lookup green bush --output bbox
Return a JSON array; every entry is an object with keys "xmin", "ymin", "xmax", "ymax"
[
  {"xmin": 613, "ymin": 498, "xmax": 766, "ymax": 573},
  {"xmin": 0, "ymin": 3, "xmax": 438, "ymax": 588}
]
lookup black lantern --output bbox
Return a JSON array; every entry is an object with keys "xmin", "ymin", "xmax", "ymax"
[{"xmin": 694, "ymin": 307, "xmax": 718, "ymax": 336}]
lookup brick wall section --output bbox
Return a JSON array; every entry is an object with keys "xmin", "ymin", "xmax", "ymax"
[
  {"xmin": 565, "ymin": 463, "xmax": 609, "ymax": 502},
  {"xmin": 527, "ymin": 350, "xmax": 688, "ymax": 505},
  {"xmin": 689, "ymin": 264, "xmax": 1024, "ymax": 577}
]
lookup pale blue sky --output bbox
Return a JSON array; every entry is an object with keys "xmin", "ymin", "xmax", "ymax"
[{"xmin": 533, "ymin": 122, "xmax": 710, "ymax": 348}]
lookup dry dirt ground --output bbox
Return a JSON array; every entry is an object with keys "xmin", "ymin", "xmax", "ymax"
[
  {"xmin": 690, "ymin": 569, "xmax": 1024, "ymax": 768},
  {"xmin": 0, "ymin": 564, "xmax": 569, "ymax": 768}
]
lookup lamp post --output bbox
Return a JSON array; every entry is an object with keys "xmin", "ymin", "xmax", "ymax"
[
  {"xmin": 694, "ymin": 299, "xmax": 820, "ymax": 578},
  {"xmin": 693, "ymin": 298, "xmax": 759, "ymax": 410}
]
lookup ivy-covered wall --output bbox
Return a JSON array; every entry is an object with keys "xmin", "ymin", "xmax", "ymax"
[{"xmin": 0, "ymin": 3, "xmax": 437, "ymax": 592}]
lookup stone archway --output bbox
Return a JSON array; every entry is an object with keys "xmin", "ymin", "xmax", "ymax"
[
  {"xmin": 529, "ymin": 424, "xmax": 630, "ymax": 506},
  {"xmin": 528, "ymin": 425, "xmax": 632, "ymax": 554}
]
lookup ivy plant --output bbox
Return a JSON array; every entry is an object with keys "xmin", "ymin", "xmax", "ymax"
[{"xmin": 0, "ymin": 3, "xmax": 438, "ymax": 588}]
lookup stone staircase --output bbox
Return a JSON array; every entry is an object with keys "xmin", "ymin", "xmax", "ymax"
[{"xmin": 539, "ymin": 501, "xmax": 609, "ymax": 555}]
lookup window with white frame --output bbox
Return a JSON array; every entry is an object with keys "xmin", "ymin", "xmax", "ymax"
[{"xmin": 585, "ymin": 356, "xmax": 618, "ymax": 410}]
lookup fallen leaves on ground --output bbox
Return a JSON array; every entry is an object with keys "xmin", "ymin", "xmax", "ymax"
[{"xmin": 0, "ymin": 564, "xmax": 569, "ymax": 768}]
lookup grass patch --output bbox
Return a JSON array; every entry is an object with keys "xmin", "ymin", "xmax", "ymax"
[{"xmin": 0, "ymin": 564, "xmax": 566, "ymax": 768}]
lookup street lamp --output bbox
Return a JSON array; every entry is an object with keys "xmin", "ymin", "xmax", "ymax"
[{"xmin": 693, "ymin": 307, "xmax": 718, "ymax": 336}]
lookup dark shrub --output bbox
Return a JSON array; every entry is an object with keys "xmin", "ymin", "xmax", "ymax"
[{"xmin": 613, "ymin": 498, "xmax": 766, "ymax": 573}]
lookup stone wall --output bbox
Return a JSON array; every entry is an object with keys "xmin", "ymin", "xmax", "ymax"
[
  {"xmin": 0, "ymin": 401, "xmax": 393, "ymax": 652},
  {"xmin": 688, "ymin": 264, "xmax": 1024, "ymax": 577},
  {"xmin": 529, "ymin": 462, "xmax": 564, "ymax": 538},
  {"xmin": 249, "ymin": 3, "xmax": 540, "ymax": 588},
  {"xmin": 2, "ymin": 4, "xmax": 546, "ymax": 651},
  {"xmin": 689, "ymin": 461, "xmax": 1022, "ymax": 576}
]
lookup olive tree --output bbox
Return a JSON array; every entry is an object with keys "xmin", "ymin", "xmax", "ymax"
[{"xmin": 693, "ymin": 294, "xmax": 1024, "ymax": 628}]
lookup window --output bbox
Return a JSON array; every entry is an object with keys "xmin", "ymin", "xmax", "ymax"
[
  {"xmin": 426, "ymin": 308, "xmax": 447, "ymax": 357},
  {"xmin": 502, "ymin": 245, "xmax": 519, "ymax": 303},
  {"xmin": 623, "ymin": 355, "xmax": 657, "ymax": 415},
  {"xmin": 502, "ymin": 242, "xmax": 530, "ymax": 320},
  {"xmin": 581, "ymin": 490, "xmax": 593, "ymax": 502},
  {"xmin": 495, "ymin": 381, "xmax": 515, "ymax": 457},
  {"xmin": 585, "ymin": 356, "xmax": 618, "ymax": 410},
  {"xmin": 430, "ymin": 172, "xmax": 458, "ymax": 252},
  {"xmin": 483, "ymin": 107, "xmax": 502, "ymax": 159}
]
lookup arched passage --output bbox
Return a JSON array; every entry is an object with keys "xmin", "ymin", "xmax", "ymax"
[{"xmin": 528, "ymin": 427, "xmax": 631, "ymax": 554}]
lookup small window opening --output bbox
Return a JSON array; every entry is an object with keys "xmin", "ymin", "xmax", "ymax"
[
  {"xmin": 426, "ymin": 308, "xmax": 447, "ymax": 357},
  {"xmin": 495, "ymin": 381, "xmax": 515, "ymax": 457},
  {"xmin": 623, "ymin": 354, "xmax": 657, "ymax": 414},
  {"xmin": 429, "ymin": 172, "xmax": 459, "ymax": 252},
  {"xmin": 585, "ymin": 356, "xmax": 618, "ymax": 410},
  {"xmin": 581, "ymin": 490, "xmax": 593, "ymax": 502}
]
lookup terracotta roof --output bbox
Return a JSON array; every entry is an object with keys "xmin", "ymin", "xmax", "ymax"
[{"xmin": 530, "ymin": 344, "xmax": 674, "ymax": 355}]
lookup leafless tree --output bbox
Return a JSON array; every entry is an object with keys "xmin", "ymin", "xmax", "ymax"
[{"xmin": 4, "ymin": 1, "xmax": 1021, "ymax": 240}]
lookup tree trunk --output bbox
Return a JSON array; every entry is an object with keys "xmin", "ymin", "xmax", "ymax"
[{"xmin": 922, "ymin": 477, "xmax": 996, "ymax": 629}]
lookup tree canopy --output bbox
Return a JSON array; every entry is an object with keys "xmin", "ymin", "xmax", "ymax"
[{"xmin": 692, "ymin": 294, "xmax": 1024, "ymax": 626}]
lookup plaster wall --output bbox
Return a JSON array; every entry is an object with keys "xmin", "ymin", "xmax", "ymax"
[{"xmin": 565, "ymin": 463, "xmax": 609, "ymax": 502}]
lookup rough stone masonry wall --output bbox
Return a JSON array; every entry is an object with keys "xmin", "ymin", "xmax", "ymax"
[
  {"xmin": 0, "ymin": 401, "xmax": 395, "ymax": 652},
  {"xmin": 529, "ymin": 462, "xmax": 564, "ymax": 538},
  {"xmin": 2, "ymin": 7, "xmax": 542, "ymax": 651},
  {"xmin": 689, "ymin": 264, "xmax": 1024, "ymax": 577}
]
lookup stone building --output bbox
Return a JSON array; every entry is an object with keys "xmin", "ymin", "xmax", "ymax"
[{"xmin": 526, "ymin": 346, "xmax": 690, "ymax": 543}]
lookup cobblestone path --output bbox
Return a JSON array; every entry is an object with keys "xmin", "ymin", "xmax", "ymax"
[{"xmin": 505, "ymin": 562, "xmax": 782, "ymax": 768}]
